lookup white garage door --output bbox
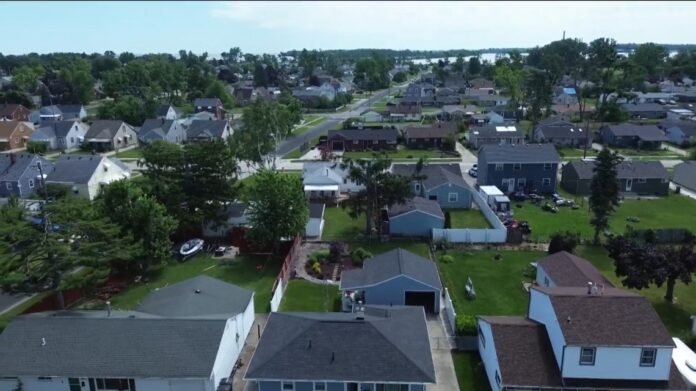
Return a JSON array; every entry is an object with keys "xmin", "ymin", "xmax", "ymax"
[{"xmin": 169, "ymin": 380, "xmax": 206, "ymax": 391}]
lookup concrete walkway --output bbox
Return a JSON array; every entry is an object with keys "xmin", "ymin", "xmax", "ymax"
[
  {"xmin": 662, "ymin": 142, "xmax": 689, "ymax": 157},
  {"xmin": 427, "ymin": 316, "xmax": 459, "ymax": 391},
  {"xmin": 293, "ymin": 242, "xmax": 339, "ymax": 285},
  {"xmin": 232, "ymin": 314, "xmax": 268, "ymax": 391}
]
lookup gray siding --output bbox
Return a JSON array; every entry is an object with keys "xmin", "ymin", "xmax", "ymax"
[
  {"xmin": 328, "ymin": 383, "xmax": 344, "ymax": 391},
  {"xmin": 260, "ymin": 381, "xmax": 281, "ymax": 391},
  {"xmin": 561, "ymin": 164, "xmax": 669, "ymax": 196},
  {"xmin": 390, "ymin": 211, "xmax": 444, "ymax": 237},
  {"xmin": 424, "ymin": 183, "xmax": 472, "ymax": 209},
  {"xmin": 363, "ymin": 275, "xmax": 440, "ymax": 312},
  {"xmin": 295, "ymin": 382, "xmax": 312, "ymax": 391},
  {"xmin": 479, "ymin": 162, "xmax": 558, "ymax": 194}
]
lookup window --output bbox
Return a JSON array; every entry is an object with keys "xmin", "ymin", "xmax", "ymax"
[
  {"xmin": 314, "ymin": 382, "xmax": 327, "ymax": 391},
  {"xmin": 37, "ymin": 377, "xmax": 53, "ymax": 382},
  {"xmin": 495, "ymin": 163, "xmax": 504, "ymax": 171},
  {"xmin": 640, "ymin": 348, "xmax": 657, "ymax": 367},
  {"xmin": 580, "ymin": 347, "xmax": 596, "ymax": 365},
  {"xmin": 415, "ymin": 183, "xmax": 421, "ymax": 193},
  {"xmin": 353, "ymin": 140, "xmax": 359, "ymax": 145},
  {"xmin": 344, "ymin": 178, "xmax": 348, "ymax": 184},
  {"xmin": 544, "ymin": 163, "xmax": 553, "ymax": 170},
  {"xmin": 638, "ymin": 178, "xmax": 646, "ymax": 183},
  {"xmin": 544, "ymin": 277, "xmax": 550, "ymax": 287},
  {"xmin": 282, "ymin": 382, "xmax": 295, "ymax": 391},
  {"xmin": 429, "ymin": 195, "xmax": 437, "ymax": 201},
  {"xmin": 448, "ymin": 192, "xmax": 458, "ymax": 202},
  {"xmin": 71, "ymin": 137, "xmax": 75, "ymax": 143},
  {"xmin": 513, "ymin": 163, "xmax": 521, "ymax": 171},
  {"xmin": 28, "ymin": 179, "xmax": 35, "ymax": 189},
  {"xmin": 5, "ymin": 182, "xmax": 12, "ymax": 190},
  {"xmin": 478, "ymin": 325, "xmax": 486, "ymax": 348},
  {"xmin": 495, "ymin": 371, "xmax": 501, "ymax": 388},
  {"xmin": 93, "ymin": 378, "xmax": 135, "ymax": 390},
  {"xmin": 542, "ymin": 178, "xmax": 551, "ymax": 186}
]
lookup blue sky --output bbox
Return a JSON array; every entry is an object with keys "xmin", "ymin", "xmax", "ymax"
[{"xmin": 2, "ymin": 1, "xmax": 696, "ymax": 56}]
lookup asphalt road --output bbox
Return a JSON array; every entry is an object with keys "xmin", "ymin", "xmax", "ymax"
[{"xmin": 275, "ymin": 86, "xmax": 405, "ymax": 157}]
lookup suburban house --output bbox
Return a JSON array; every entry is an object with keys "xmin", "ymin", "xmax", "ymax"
[
  {"xmin": 0, "ymin": 104, "xmax": 31, "ymax": 121},
  {"xmin": 38, "ymin": 105, "xmax": 63, "ymax": 122},
  {"xmin": 553, "ymin": 86, "xmax": 579, "ymax": 105},
  {"xmin": 440, "ymin": 104, "xmax": 479, "ymax": 121},
  {"xmin": 561, "ymin": 159, "xmax": 670, "ymax": 196},
  {"xmin": 477, "ymin": 285, "xmax": 686, "ymax": 391},
  {"xmin": 0, "ymin": 121, "xmax": 33, "ymax": 151},
  {"xmin": 621, "ymin": 103, "xmax": 667, "ymax": 119},
  {"xmin": 292, "ymin": 84, "xmax": 337, "ymax": 104},
  {"xmin": 421, "ymin": 72, "xmax": 437, "ymax": 85},
  {"xmin": 45, "ymin": 155, "xmax": 131, "ymax": 200},
  {"xmin": 194, "ymin": 98, "xmax": 226, "ymax": 120},
  {"xmin": 402, "ymin": 123, "xmax": 457, "ymax": 149},
  {"xmin": 469, "ymin": 78, "xmax": 495, "ymax": 90},
  {"xmin": 203, "ymin": 202, "xmax": 250, "ymax": 238},
  {"xmin": 392, "ymin": 163, "xmax": 473, "ymax": 209},
  {"xmin": 476, "ymin": 95, "xmax": 511, "ymax": 108},
  {"xmin": 477, "ymin": 144, "xmax": 561, "ymax": 193},
  {"xmin": 599, "ymin": 123, "xmax": 667, "ymax": 149},
  {"xmin": 326, "ymin": 128, "xmax": 399, "ymax": 152},
  {"xmin": 57, "ymin": 104, "xmax": 87, "ymax": 120},
  {"xmin": 662, "ymin": 121, "xmax": 696, "ymax": 146},
  {"xmin": 359, "ymin": 110, "xmax": 384, "ymax": 123},
  {"xmin": 468, "ymin": 124, "xmax": 524, "ymax": 149},
  {"xmin": 387, "ymin": 104, "xmax": 422, "ymax": 122},
  {"xmin": 186, "ymin": 120, "xmax": 233, "ymax": 143},
  {"xmin": 30, "ymin": 120, "xmax": 87, "ymax": 150},
  {"xmin": 156, "ymin": 104, "xmax": 181, "ymax": 120},
  {"xmin": 0, "ymin": 154, "xmax": 52, "ymax": 198},
  {"xmin": 302, "ymin": 161, "xmax": 363, "ymax": 200},
  {"xmin": 84, "ymin": 120, "xmax": 138, "ymax": 152},
  {"xmin": 244, "ymin": 306, "xmax": 436, "ymax": 391},
  {"xmin": 138, "ymin": 118, "xmax": 186, "ymax": 144},
  {"xmin": 234, "ymin": 87, "xmax": 258, "ymax": 106},
  {"xmin": 388, "ymin": 196, "xmax": 445, "ymax": 237},
  {"xmin": 340, "ymin": 248, "xmax": 443, "ymax": 314},
  {"xmin": 0, "ymin": 276, "xmax": 255, "ymax": 391},
  {"xmin": 305, "ymin": 203, "xmax": 325, "ymax": 238},
  {"xmin": 444, "ymin": 76, "xmax": 468, "ymax": 92},
  {"xmin": 535, "ymin": 251, "xmax": 614, "ymax": 288},
  {"xmin": 470, "ymin": 111, "xmax": 505, "ymax": 126},
  {"xmin": 532, "ymin": 119, "xmax": 592, "ymax": 148},
  {"xmin": 665, "ymin": 108, "xmax": 695, "ymax": 122},
  {"xmin": 672, "ymin": 161, "xmax": 696, "ymax": 193}
]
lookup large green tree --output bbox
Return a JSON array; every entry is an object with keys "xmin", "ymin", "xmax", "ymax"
[
  {"xmin": 632, "ymin": 42, "xmax": 668, "ymax": 82},
  {"xmin": 244, "ymin": 170, "xmax": 309, "ymax": 252},
  {"xmin": 589, "ymin": 148, "xmax": 622, "ymax": 243}
]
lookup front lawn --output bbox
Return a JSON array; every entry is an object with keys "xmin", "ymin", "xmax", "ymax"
[
  {"xmin": 344, "ymin": 148, "xmax": 458, "ymax": 160},
  {"xmin": 293, "ymin": 116, "xmax": 327, "ymax": 136},
  {"xmin": 115, "ymin": 148, "xmax": 143, "ymax": 159},
  {"xmin": 448, "ymin": 209, "xmax": 491, "ymax": 228},
  {"xmin": 614, "ymin": 148, "xmax": 681, "ymax": 158},
  {"xmin": 110, "ymin": 255, "xmax": 281, "ymax": 313},
  {"xmin": 279, "ymin": 280, "xmax": 340, "ymax": 312},
  {"xmin": 557, "ymin": 147, "xmax": 597, "ymax": 159},
  {"xmin": 513, "ymin": 193, "xmax": 696, "ymax": 241},
  {"xmin": 437, "ymin": 249, "xmax": 544, "ymax": 317},
  {"xmin": 452, "ymin": 352, "xmax": 491, "ymax": 391}
]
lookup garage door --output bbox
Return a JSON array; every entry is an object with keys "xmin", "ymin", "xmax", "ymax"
[
  {"xmin": 331, "ymin": 140, "xmax": 344, "ymax": 151},
  {"xmin": 405, "ymin": 291, "xmax": 435, "ymax": 313}
]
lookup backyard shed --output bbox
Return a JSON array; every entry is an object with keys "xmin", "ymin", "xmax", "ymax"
[
  {"xmin": 387, "ymin": 196, "xmax": 445, "ymax": 237},
  {"xmin": 479, "ymin": 185, "xmax": 510, "ymax": 212},
  {"xmin": 340, "ymin": 248, "xmax": 443, "ymax": 314}
]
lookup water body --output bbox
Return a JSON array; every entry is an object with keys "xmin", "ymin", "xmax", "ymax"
[{"xmin": 411, "ymin": 51, "xmax": 678, "ymax": 65}]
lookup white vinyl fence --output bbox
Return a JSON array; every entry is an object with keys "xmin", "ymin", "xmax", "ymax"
[
  {"xmin": 269, "ymin": 278, "xmax": 284, "ymax": 312},
  {"xmin": 432, "ymin": 192, "xmax": 507, "ymax": 244},
  {"xmin": 443, "ymin": 287, "xmax": 457, "ymax": 333}
]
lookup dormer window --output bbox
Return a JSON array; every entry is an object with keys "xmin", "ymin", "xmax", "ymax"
[
  {"xmin": 640, "ymin": 348, "xmax": 657, "ymax": 367},
  {"xmin": 580, "ymin": 347, "xmax": 596, "ymax": 366}
]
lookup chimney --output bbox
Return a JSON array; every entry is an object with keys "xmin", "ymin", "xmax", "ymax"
[
  {"xmin": 587, "ymin": 281, "xmax": 593, "ymax": 295},
  {"xmin": 106, "ymin": 301, "xmax": 112, "ymax": 317}
]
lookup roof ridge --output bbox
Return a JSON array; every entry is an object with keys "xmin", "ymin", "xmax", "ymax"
[
  {"xmin": 247, "ymin": 314, "xmax": 318, "ymax": 376},
  {"xmin": 368, "ymin": 317, "xmax": 435, "ymax": 383}
]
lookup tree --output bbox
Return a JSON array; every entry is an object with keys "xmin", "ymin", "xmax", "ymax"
[
  {"xmin": 253, "ymin": 63, "xmax": 269, "ymax": 87},
  {"xmin": 204, "ymin": 80, "xmax": 235, "ymax": 109},
  {"xmin": 524, "ymin": 69, "xmax": 553, "ymax": 126},
  {"xmin": 589, "ymin": 147, "xmax": 622, "ymax": 244},
  {"xmin": 13, "ymin": 65, "xmax": 44, "ymax": 92},
  {"xmin": 59, "ymin": 58, "xmax": 95, "ymax": 103},
  {"xmin": 341, "ymin": 153, "xmax": 413, "ymax": 236},
  {"xmin": 244, "ymin": 169, "xmax": 308, "ymax": 252},
  {"xmin": 452, "ymin": 55, "xmax": 465, "ymax": 74},
  {"xmin": 632, "ymin": 43, "xmax": 668, "ymax": 82},
  {"xmin": 587, "ymin": 38, "xmax": 619, "ymax": 109},
  {"xmin": 548, "ymin": 231, "xmax": 580, "ymax": 254},
  {"xmin": 392, "ymin": 71, "xmax": 407, "ymax": 83},
  {"xmin": 353, "ymin": 54, "xmax": 392, "ymax": 92},
  {"xmin": 494, "ymin": 63, "xmax": 523, "ymax": 120},
  {"xmin": 607, "ymin": 233, "xmax": 696, "ymax": 302},
  {"xmin": 467, "ymin": 57, "xmax": 481, "ymax": 76},
  {"xmin": 98, "ymin": 95, "xmax": 155, "ymax": 125}
]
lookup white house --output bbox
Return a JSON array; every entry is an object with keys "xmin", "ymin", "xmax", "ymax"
[
  {"xmin": 535, "ymin": 251, "xmax": 614, "ymax": 288},
  {"xmin": 45, "ymin": 155, "xmax": 131, "ymax": 200},
  {"xmin": 359, "ymin": 110, "xmax": 384, "ymax": 123},
  {"xmin": 302, "ymin": 162, "xmax": 364, "ymax": 200},
  {"xmin": 477, "ymin": 284, "xmax": 686, "ymax": 391},
  {"xmin": 0, "ymin": 276, "xmax": 255, "ymax": 391},
  {"xmin": 203, "ymin": 202, "xmax": 250, "ymax": 238}
]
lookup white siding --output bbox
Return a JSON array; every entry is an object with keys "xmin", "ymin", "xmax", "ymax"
[
  {"xmin": 477, "ymin": 320, "xmax": 503, "ymax": 391},
  {"xmin": 211, "ymin": 296, "xmax": 255, "ymax": 389},
  {"xmin": 85, "ymin": 159, "xmax": 130, "ymax": 200},
  {"xmin": 168, "ymin": 379, "xmax": 208, "ymax": 391},
  {"xmin": 528, "ymin": 289, "xmax": 566, "ymax": 367},
  {"xmin": 135, "ymin": 379, "xmax": 176, "ymax": 391},
  {"xmin": 305, "ymin": 218, "xmax": 324, "ymax": 238},
  {"xmin": 562, "ymin": 346, "xmax": 673, "ymax": 381},
  {"xmin": 19, "ymin": 377, "xmax": 70, "ymax": 391}
]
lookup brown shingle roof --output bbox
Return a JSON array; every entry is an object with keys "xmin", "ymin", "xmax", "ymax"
[
  {"xmin": 532, "ymin": 286, "xmax": 674, "ymax": 347},
  {"xmin": 479, "ymin": 316, "xmax": 563, "ymax": 388},
  {"xmin": 537, "ymin": 251, "xmax": 614, "ymax": 288},
  {"xmin": 0, "ymin": 121, "xmax": 22, "ymax": 139},
  {"xmin": 403, "ymin": 124, "xmax": 456, "ymax": 139},
  {"xmin": 388, "ymin": 105, "xmax": 422, "ymax": 115}
]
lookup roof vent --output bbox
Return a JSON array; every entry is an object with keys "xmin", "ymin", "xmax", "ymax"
[
  {"xmin": 106, "ymin": 301, "xmax": 112, "ymax": 317},
  {"xmin": 307, "ymin": 339, "xmax": 312, "ymax": 349},
  {"xmin": 194, "ymin": 289, "xmax": 201, "ymax": 294},
  {"xmin": 41, "ymin": 337, "xmax": 46, "ymax": 347},
  {"xmin": 566, "ymin": 316, "xmax": 572, "ymax": 324},
  {"xmin": 587, "ymin": 281, "xmax": 593, "ymax": 295},
  {"xmin": 331, "ymin": 352, "xmax": 335, "ymax": 363}
]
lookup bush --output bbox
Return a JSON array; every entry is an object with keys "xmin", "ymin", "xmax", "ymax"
[
  {"xmin": 329, "ymin": 241, "xmax": 346, "ymax": 263},
  {"xmin": 456, "ymin": 314, "xmax": 478, "ymax": 336},
  {"xmin": 310, "ymin": 250, "xmax": 330, "ymax": 264},
  {"xmin": 351, "ymin": 247, "xmax": 373, "ymax": 267},
  {"xmin": 444, "ymin": 211, "xmax": 452, "ymax": 228},
  {"xmin": 26, "ymin": 141, "xmax": 48, "ymax": 154},
  {"xmin": 311, "ymin": 260, "xmax": 322, "ymax": 276},
  {"xmin": 440, "ymin": 254, "xmax": 454, "ymax": 264},
  {"xmin": 548, "ymin": 231, "xmax": 580, "ymax": 254}
]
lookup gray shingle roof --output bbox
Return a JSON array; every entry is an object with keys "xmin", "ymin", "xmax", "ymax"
[
  {"xmin": 136, "ymin": 275, "xmax": 253, "ymax": 319},
  {"xmin": 194, "ymin": 98, "xmax": 223, "ymax": 108},
  {"xmin": 57, "ymin": 105, "xmax": 84, "ymax": 118},
  {"xmin": 392, "ymin": 163, "xmax": 469, "ymax": 191},
  {"xmin": 470, "ymin": 124, "xmax": 524, "ymax": 139},
  {"xmin": 46, "ymin": 155, "xmax": 129, "ymax": 184},
  {"xmin": 340, "ymin": 248, "xmax": 442, "ymax": 291},
  {"xmin": 565, "ymin": 160, "xmax": 668, "ymax": 180},
  {"xmin": 139, "ymin": 119, "xmax": 177, "ymax": 141},
  {"xmin": 621, "ymin": 103, "xmax": 666, "ymax": 112},
  {"xmin": 673, "ymin": 161, "xmax": 696, "ymax": 191},
  {"xmin": 37, "ymin": 120, "xmax": 81, "ymax": 139},
  {"xmin": 478, "ymin": 144, "xmax": 561, "ymax": 164},
  {"xmin": 602, "ymin": 123, "xmax": 667, "ymax": 142},
  {"xmin": 403, "ymin": 124, "xmax": 457, "ymax": 139},
  {"xmin": 328, "ymin": 128, "xmax": 399, "ymax": 142},
  {"xmin": 0, "ymin": 315, "xmax": 226, "ymax": 378},
  {"xmin": 663, "ymin": 121, "xmax": 696, "ymax": 137},
  {"xmin": 536, "ymin": 122, "xmax": 589, "ymax": 139},
  {"xmin": 39, "ymin": 105, "xmax": 62, "ymax": 116},
  {"xmin": 186, "ymin": 120, "xmax": 229, "ymax": 139},
  {"xmin": 537, "ymin": 251, "xmax": 614, "ymax": 288},
  {"xmin": 0, "ymin": 154, "xmax": 47, "ymax": 182},
  {"xmin": 244, "ymin": 306, "xmax": 435, "ymax": 383},
  {"xmin": 388, "ymin": 196, "xmax": 444, "ymax": 219},
  {"xmin": 85, "ymin": 120, "xmax": 127, "ymax": 140},
  {"xmin": 532, "ymin": 286, "xmax": 674, "ymax": 347}
]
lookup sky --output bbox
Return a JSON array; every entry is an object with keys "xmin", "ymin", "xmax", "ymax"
[{"xmin": 2, "ymin": 1, "xmax": 696, "ymax": 56}]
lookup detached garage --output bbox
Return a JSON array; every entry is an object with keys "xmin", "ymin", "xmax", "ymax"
[{"xmin": 339, "ymin": 248, "xmax": 443, "ymax": 314}]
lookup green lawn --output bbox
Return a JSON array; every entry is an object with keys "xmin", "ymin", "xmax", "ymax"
[
  {"xmin": 110, "ymin": 255, "xmax": 281, "ymax": 313},
  {"xmin": 322, "ymin": 207, "xmax": 364, "ymax": 240},
  {"xmin": 115, "ymin": 148, "xmax": 143, "ymax": 159},
  {"xmin": 279, "ymin": 280, "xmax": 340, "ymax": 312},
  {"xmin": 344, "ymin": 148, "xmax": 457, "ymax": 160},
  {"xmin": 452, "ymin": 352, "xmax": 491, "ymax": 391},
  {"xmin": 449, "ymin": 209, "xmax": 491, "ymax": 229},
  {"xmin": 437, "ymin": 249, "xmax": 544, "ymax": 317},
  {"xmin": 293, "ymin": 116, "xmax": 327, "ymax": 136},
  {"xmin": 237, "ymin": 171, "xmax": 301, "ymax": 198},
  {"xmin": 513, "ymin": 193, "xmax": 696, "ymax": 241},
  {"xmin": 614, "ymin": 148, "xmax": 681, "ymax": 157},
  {"xmin": 557, "ymin": 147, "xmax": 597, "ymax": 159}
]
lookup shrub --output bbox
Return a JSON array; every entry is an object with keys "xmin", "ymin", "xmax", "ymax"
[
  {"xmin": 26, "ymin": 141, "xmax": 48, "ymax": 154},
  {"xmin": 455, "ymin": 314, "xmax": 478, "ymax": 336},
  {"xmin": 310, "ymin": 249, "xmax": 330, "ymax": 264},
  {"xmin": 351, "ymin": 247, "xmax": 373, "ymax": 267},
  {"xmin": 329, "ymin": 241, "xmax": 346, "ymax": 263},
  {"xmin": 311, "ymin": 260, "xmax": 322, "ymax": 276},
  {"xmin": 440, "ymin": 254, "xmax": 454, "ymax": 264},
  {"xmin": 444, "ymin": 211, "xmax": 452, "ymax": 228},
  {"xmin": 548, "ymin": 231, "xmax": 580, "ymax": 254}
]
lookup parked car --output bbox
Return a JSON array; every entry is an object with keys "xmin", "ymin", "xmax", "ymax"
[{"xmin": 468, "ymin": 167, "xmax": 478, "ymax": 177}]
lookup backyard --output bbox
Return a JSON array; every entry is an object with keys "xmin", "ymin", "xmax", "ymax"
[
  {"xmin": 557, "ymin": 147, "xmax": 597, "ymax": 159},
  {"xmin": 108, "ymin": 255, "xmax": 281, "ymax": 312},
  {"xmin": 452, "ymin": 352, "xmax": 491, "ymax": 391},
  {"xmin": 279, "ymin": 280, "xmax": 340, "ymax": 312},
  {"xmin": 449, "ymin": 209, "xmax": 491, "ymax": 229},
  {"xmin": 322, "ymin": 206, "xmax": 364, "ymax": 240}
]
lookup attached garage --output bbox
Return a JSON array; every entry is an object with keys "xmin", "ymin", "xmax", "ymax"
[{"xmin": 340, "ymin": 248, "xmax": 443, "ymax": 314}]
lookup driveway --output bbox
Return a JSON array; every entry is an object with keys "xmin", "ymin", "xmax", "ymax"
[{"xmin": 427, "ymin": 316, "xmax": 459, "ymax": 391}]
